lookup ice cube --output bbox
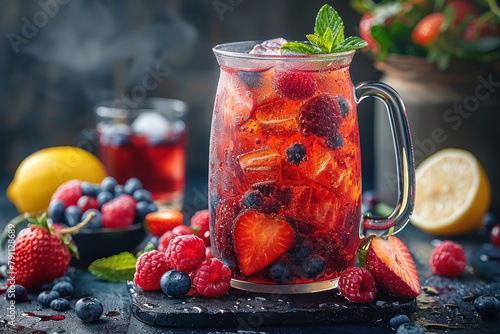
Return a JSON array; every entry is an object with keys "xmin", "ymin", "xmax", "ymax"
[
  {"xmin": 131, "ymin": 111, "xmax": 172, "ymax": 139},
  {"xmin": 238, "ymin": 148, "xmax": 282, "ymax": 185},
  {"xmin": 97, "ymin": 123, "xmax": 131, "ymax": 147},
  {"xmin": 249, "ymin": 38, "xmax": 287, "ymax": 55}
]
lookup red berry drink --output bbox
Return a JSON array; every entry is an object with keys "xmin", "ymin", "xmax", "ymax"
[
  {"xmin": 95, "ymin": 98, "xmax": 187, "ymax": 208},
  {"xmin": 210, "ymin": 41, "xmax": 362, "ymax": 292}
]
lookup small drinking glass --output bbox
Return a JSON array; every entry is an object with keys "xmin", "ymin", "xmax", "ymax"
[{"xmin": 95, "ymin": 98, "xmax": 187, "ymax": 209}]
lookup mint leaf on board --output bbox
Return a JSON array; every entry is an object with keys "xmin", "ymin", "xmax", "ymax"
[
  {"xmin": 88, "ymin": 252, "xmax": 137, "ymax": 283},
  {"xmin": 281, "ymin": 4, "xmax": 367, "ymax": 55}
]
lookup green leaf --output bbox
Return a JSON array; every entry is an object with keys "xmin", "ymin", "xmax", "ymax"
[
  {"xmin": 331, "ymin": 36, "xmax": 369, "ymax": 53},
  {"xmin": 315, "ymin": 4, "xmax": 343, "ymax": 38},
  {"xmin": 143, "ymin": 241, "xmax": 156, "ymax": 252},
  {"xmin": 322, "ymin": 27, "xmax": 335, "ymax": 52},
  {"xmin": 67, "ymin": 242, "xmax": 79, "ymax": 260},
  {"xmin": 358, "ymin": 248, "xmax": 368, "ymax": 267},
  {"xmin": 306, "ymin": 33, "xmax": 329, "ymax": 53},
  {"xmin": 88, "ymin": 252, "xmax": 138, "ymax": 283},
  {"xmin": 333, "ymin": 26, "xmax": 345, "ymax": 46},
  {"xmin": 374, "ymin": 203, "xmax": 394, "ymax": 217},
  {"xmin": 27, "ymin": 218, "xmax": 40, "ymax": 225},
  {"xmin": 280, "ymin": 42, "xmax": 322, "ymax": 55}
]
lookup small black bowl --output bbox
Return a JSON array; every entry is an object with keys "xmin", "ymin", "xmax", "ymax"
[{"xmin": 72, "ymin": 224, "xmax": 147, "ymax": 267}]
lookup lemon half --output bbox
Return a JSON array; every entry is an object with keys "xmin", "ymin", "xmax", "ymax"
[{"xmin": 411, "ymin": 149, "xmax": 491, "ymax": 235}]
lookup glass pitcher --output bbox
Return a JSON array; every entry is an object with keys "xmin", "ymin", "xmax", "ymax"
[{"xmin": 209, "ymin": 41, "xmax": 415, "ymax": 294}]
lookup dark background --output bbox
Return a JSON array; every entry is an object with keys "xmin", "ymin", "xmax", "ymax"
[{"xmin": 0, "ymin": 0, "xmax": 379, "ymax": 196}]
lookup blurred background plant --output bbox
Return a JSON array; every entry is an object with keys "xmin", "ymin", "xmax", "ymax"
[{"xmin": 351, "ymin": 0, "xmax": 500, "ymax": 69}]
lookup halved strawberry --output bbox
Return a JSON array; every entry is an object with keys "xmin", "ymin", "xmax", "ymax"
[
  {"xmin": 145, "ymin": 209, "xmax": 183, "ymax": 237},
  {"xmin": 366, "ymin": 236, "xmax": 421, "ymax": 298},
  {"xmin": 234, "ymin": 211, "xmax": 294, "ymax": 276}
]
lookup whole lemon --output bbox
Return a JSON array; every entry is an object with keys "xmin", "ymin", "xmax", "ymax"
[{"xmin": 7, "ymin": 146, "xmax": 107, "ymax": 213}]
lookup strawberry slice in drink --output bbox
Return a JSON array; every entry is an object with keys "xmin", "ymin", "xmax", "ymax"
[
  {"xmin": 366, "ymin": 236, "xmax": 421, "ymax": 298},
  {"xmin": 234, "ymin": 211, "xmax": 294, "ymax": 276}
]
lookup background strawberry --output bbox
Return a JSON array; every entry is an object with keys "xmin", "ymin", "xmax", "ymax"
[
  {"xmin": 101, "ymin": 194, "xmax": 136, "ymax": 228},
  {"xmin": 51, "ymin": 179, "xmax": 83, "ymax": 208}
]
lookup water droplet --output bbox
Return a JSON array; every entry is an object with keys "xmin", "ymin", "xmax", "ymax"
[{"xmin": 255, "ymin": 297, "xmax": 266, "ymax": 302}]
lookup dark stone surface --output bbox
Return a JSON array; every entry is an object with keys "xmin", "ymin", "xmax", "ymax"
[{"xmin": 129, "ymin": 283, "xmax": 416, "ymax": 328}]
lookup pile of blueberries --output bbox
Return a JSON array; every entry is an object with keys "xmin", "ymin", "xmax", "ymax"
[
  {"xmin": 7, "ymin": 277, "xmax": 104, "ymax": 323},
  {"xmin": 49, "ymin": 177, "xmax": 158, "ymax": 229}
]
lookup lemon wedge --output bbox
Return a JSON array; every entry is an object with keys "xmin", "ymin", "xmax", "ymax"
[{"xmin": 411, "ymin": 149, "xmax": 491, "ymax": 235}]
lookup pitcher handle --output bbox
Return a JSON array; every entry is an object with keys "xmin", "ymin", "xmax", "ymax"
[{"xmin": 355, "ymin": 81, "xmax": 415, "ymax": 238}]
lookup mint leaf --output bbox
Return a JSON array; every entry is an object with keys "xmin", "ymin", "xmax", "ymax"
[
  {"xmin": 280, "ymin": 4, "xmax": 368, "ymax": 55},
  {"xmin": 88, "ymin": 252, "xmax": 137, "ymax": 282},
  {"xmin": 315, "ymin": 4, "xmax": 343, "ymax": 39},
  {"xmin": 280, "ymin": 42, "xmax": 322, "ymax": 55},
  {"xmin": 307, "ymin": 34, "xmax": 329, "ymax": 53},
  {"xmin": 331, "ymin": 36, "xmax": 369, "ymax": 52}
]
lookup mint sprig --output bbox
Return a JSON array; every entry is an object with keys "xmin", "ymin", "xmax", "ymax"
[{"xmin": 281, "ymin": 4, "xmax": 368, "ymax": 55}]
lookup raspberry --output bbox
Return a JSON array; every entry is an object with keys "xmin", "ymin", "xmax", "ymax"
[
  {"xmin": 490, "ymin": 224, "xmax": 500, "ymax": 247},
  {"xmin": 134, "ymin": 250, "xmax": 170, "ymax": 290},
  {"xmin": 77, "ymin": 196, "xmax": 100, "ymax": 212},
  {"xmin": 101, "ymin": 194, "xmax": 136, "ymax": 228},
  {"xmin": 272, "ymin": 71, "xmax": 317, "ymax": 100},
  {"xmin": 158, "ymin": 231, "xmax": 175, "ymax": 252},
  {"xmin": 166, "ymin": 235, "xmax": 206, "ymax": 272},
  {"xmin": 339, "ymin": 267, "xmax": 377, "ymax": 303},
  {"xmin": 298, "ymin": 94, "xmax": 343, "ymax": 138},
  {"xmin": 51, "ymin": 180, "xmax": 83, "ymax": 207},
  {"xmin": 193, "ymin": 258, "xmax": 231, "ymax": 297},
  {"xmin": 429, "ymin": 241, "xmax": 466, "ymax": 277},
  {"xmin": 191, "ymin": 210, "xmax": 210, "ymax": 238}
]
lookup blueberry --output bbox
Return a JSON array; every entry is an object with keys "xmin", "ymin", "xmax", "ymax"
[
  {"xmin": 136, "ymin": 201, "xmax": 154, "ymax": 221},
  {"xmin": 160, "ymin": 270, "xmax": 191, "ymax": 297},
  {"xmin": 81, "ymin": 182, "xmax": 100, "ymax": 197},
  {"xmin": 52, "ymin": 281, "xmax": 74, "ymax": 298},
  {"xmin": 114, "ymin": 184, "xmax": 125, "ymax": 198},
  {"xmin": 64, "ymin": 205, "xmax": 82, "ymax": 227},
  {"xmin": 149, "ymin": 236, "xmax": 159, "ymax": 248},
  {"xmin": 396, "ymin": 323, "xmax": 424, "ymax": 334},
  {"xmin": 49, "ymin": 200, "xmax": 66, "ymax": 223},
  {"xmin": 53, "ymin": 276, "xmax": 72, "ymax": 284},
  {"xmin": 133, "ymin": 189, "xmax": 153, "ymax": 203},
  {"xmin": 292, "ymin": 235, "xmax": 313, "ymax": 263},
  {"xmin": 124, "ymin": 178, "xmax": 142, "ymax": 194},
  {"xmin": 97, "ymin": 191, "xmax": 113, "ymax": 207},
  {"xmin": 82, "ymin": 209, "xmax": 102, "ymax": 229},
  {"xmin": 109, "ymin": 133, "xmax": 130, "ymax": 147},
  {"xmin": 38, "ymin": 290, "xmax": 60, "ymax": 308},
  {"xmin": 474, "ymin": 295, "xmax": 500, "ymax": 318},
  {"xmin": 238, "ymin": 71, "xmax": 264, "ymax": 89},
  {"xmin": 285, "ymin": 142, "xmax": 307, "ymax": 166},
  {"xmin": 337, "ymin": 96, "xmax": 349, "ymax": 118},
  {"xmin": 301, "ymin": 255, "xmax": 326, "ymax": 279},
  {"xmin": 6, "ymin": 285, "xmax": 27, "ymax": 302},
  {"xmin": 242, "ymin": 190, "xmax": 264, "ymax": 209},
  {"xmin": 50, "ymin": 297, "xmax": 70, "ymax": 311},
  {"xmin": 326, "ymin": 133, "xmax": 343, "ymax": 150},
  {"xmin": 148, "ymin": 203, "xmax": 158, "ymax": 212},
  {"xmin": 270, "ymin": 262, "xmax": 292, "ymax": 284},
  {"xmin": 101, "ymin": 177, "xmax": 117, "ymax": 194},
  {"xmin": 390, "ymin": 314, "xmax": 410, "ymax": 329},
  {"xmin": 75, "ymin": 297, "xmax": 103, "ymax": 323},
  {"xmin": 483, "ymin": 212, "xmax": 497, "ymax": 232}
]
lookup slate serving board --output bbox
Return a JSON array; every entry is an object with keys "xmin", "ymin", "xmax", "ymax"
[{"xmin": 128, "ymin": 282, "xmax": 416, "ymax": 328}]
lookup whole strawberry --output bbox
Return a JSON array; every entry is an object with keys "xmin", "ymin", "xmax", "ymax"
[
  {"xmin": 101, "ymin": 194, "xmax": 136, "ymax": 228},
  {"xmin": 8, "ymin": 212, "xmax": 94, "ymax": 290}
]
